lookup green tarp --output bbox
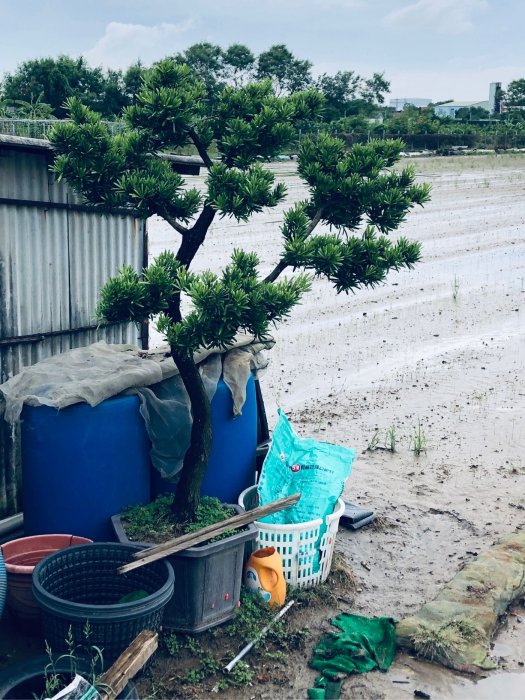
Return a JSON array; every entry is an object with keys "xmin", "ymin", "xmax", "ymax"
[{"xmin": 309, "ymin": 613, "xmax": 397, "ymax": 697}]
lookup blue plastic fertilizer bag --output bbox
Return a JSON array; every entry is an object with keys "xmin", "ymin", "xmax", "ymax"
[{"xmin": 257, "ymin": 410, "xmax": 355, "ymax": 571}]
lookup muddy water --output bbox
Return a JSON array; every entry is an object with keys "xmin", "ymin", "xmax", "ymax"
[{"xmin": 149, "ymin": 154, "xmax": 525, "ymax": 699}]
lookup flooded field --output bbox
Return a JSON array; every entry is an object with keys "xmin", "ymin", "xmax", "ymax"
[{"xmin": 149, "ymin": 153, "xmax": 525, "ymax": 699}]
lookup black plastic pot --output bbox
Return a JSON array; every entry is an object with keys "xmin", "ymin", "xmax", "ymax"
[
  {"xmin": 0, "ymin": 654, "xmax": 139, "ymax": 699},
  {"xmin": 112, "ymin": 506, "xmax": 257, "ymax": 633},
  {"xmin": 32, "ymin": 542, "xmax": 174, "ymax": 664}
]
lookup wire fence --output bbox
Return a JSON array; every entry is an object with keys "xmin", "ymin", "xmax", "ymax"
[
  {"xmin": 339, "ymin": 131, "xmax": 525, "ymax": 152},
  {"xmin": 2, "ymin": 119, "xmax": 525, "ymax": 153},
  {"xmin": 0, "ymin": 119, "xmax": 125, "ymax": 139}
]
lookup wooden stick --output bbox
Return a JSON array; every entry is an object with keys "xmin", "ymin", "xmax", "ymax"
[
  {"xmin": 98, "ymin": 630, "xmax": 158, "ymax": 700},
  {"xmin": 118, "ymin": 493, "xmax": 300, "ymax": 574},
  {"xmin": 127, "ymin": 493, "xmax": 300, "ymax": 563}
]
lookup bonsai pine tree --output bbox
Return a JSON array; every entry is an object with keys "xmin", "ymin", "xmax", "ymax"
[{"xmin": 50, "ymin": 59, "xmax": 430, "ymax": 523}]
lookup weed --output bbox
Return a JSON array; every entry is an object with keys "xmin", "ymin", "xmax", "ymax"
[
  {"xmin": 413, "ymin": 623, "xmax": 461, "ymax": 663},
  {"xmin": 183, "ymin": 651, "xmax": 220, "ymax": 684},
  {"xmin": 367, "ymin": 429, "xmax": 381, "ymax": 452},
  {"xmin": 223, "ymin": 661, "xmax": 254, "ymax": 688},
  {"xmin": 470, "ymin": 390, "xmax": 487, "ymax": 401},
  {"xmin": 227, "ymin": 589, "xmax": 281, "ymax": 644},
  {"xmin": 325, "ymin": 552, "xmax": 357, "ymax": 594},
  {"xmin": 184, "ymin": 636, "xmax": 204, "ymax": 657},
  {"xmin": 385, "ymin": 424, "xmax": 397, "ymax": 452},
  {"xmin": 262, "ymin": 649, "xmax": 287, "ymax": 662},
  {"xmin": 214, "ymin": 661, "xmax": 254, "ymax": 691},
  {"xmin": 452, "ymin": 276, "xmax": 460, "ymax": 302},
  {"xmin": 445, "ymin": 618, "xmax": 483, "ymax": 643},
  {"xmin": 410, "ymin": 421, "xmax": 427, "ymax": 456},
  {"xmin": 39, "ymin": 625, "xmax": 105, "ymax": 700},
  {"xmin": 413, "ymin": 618, "xmax": 483, "ymax": 664},
  {"xmin": 163, "ymin": 633, "xmax": 183, "ymax": 657}
]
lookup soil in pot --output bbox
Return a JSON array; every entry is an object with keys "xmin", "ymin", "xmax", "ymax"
[{"xmin": 121, "ymin": 495, "xmax": 238, "ymax": 544}]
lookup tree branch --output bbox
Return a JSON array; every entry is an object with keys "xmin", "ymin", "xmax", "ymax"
[
  {"xmin": 176, "ymin": 204, "xmax": 216, "ymax": 268},
  {"xmin": 263, "ymin": 206, "xmax": 325, "ymax": 283},
  {"xmin": 162, "ymin": 212, "xmax": 189, "ymax": 235},
  {"xmin": 188, "ymin": 127, "xmax": 214, "ymax": 169},
  {"xmin": 263, "ymin": 260, "xmax": 288, "ymax": 284},
  {"xmin": 306, "ymin": 206, "xmax": 325, "ymax": 235}
]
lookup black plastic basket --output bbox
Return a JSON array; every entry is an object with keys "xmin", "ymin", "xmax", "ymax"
[{"xmin": 32, "ymin": 543, "xmax": 174, "ymax": 663}]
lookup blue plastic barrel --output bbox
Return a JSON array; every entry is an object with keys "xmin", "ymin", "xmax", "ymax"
[
  {"xmin": 21, "ymin": 396, "xmax": 151, "ymax": 541},
  {"xmin": 151, "ymin": 375, "xmax": 257, "ymax": 503}
]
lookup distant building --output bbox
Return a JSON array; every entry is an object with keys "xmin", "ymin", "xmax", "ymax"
[
  {"xmin": 389, "ymin": 98, "xmax": 432, "ymax": 112},
  {"xmin": 488, "ymin": 82, "xmax": 502, "ymax": 113},
  {"xmin": 433, "ymin": 82, "xmax": 501, "ymax": 118},
  {"xmin": 433, "ymin": 100, "xmax": 489, "ymax": 118}
]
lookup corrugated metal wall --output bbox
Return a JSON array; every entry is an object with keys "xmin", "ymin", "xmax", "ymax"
[{"xmin": 0, "ymin": 142, "xmax": 147, "ymax": 517}]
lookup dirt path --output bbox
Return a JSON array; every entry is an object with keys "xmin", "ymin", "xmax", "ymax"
[{"xmin": 149, "ymin": 154, "xmax": 525, "ymax": 699}]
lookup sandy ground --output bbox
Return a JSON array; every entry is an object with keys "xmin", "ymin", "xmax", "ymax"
[{"xmin": 148, "ymin": 154, "xmax": 525, "ymax": 699}]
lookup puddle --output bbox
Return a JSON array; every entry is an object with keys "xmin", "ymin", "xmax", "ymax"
[
  {"xmin": 447, "ymin": 672, "xmax": 525, "ymax": 699},
  {"xmin": 491, "ymin": 641, "xmax": 513, "ymax": 657}
]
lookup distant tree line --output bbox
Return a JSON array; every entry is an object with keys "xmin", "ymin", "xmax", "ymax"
[
  {"xmin": 0, "ymin": 43, "xmax": 389, "ymax": 124},
  {"xmin": 2, "ymin": 44, "xmax": 525, "ymax": 152}
]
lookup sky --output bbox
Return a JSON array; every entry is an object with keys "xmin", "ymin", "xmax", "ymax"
[{"xmin": 0, "ymin": 0, "xmax": 524, "ymax": 102}]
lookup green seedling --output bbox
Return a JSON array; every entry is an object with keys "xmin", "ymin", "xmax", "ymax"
[
  {"xmin": 385, "ymin": 424, "xmax": 397, "ymax": 452},
  {"xmin": 452, "ymin": 276, "xmax": 460, "ymax": 302},
  {"xmin": 367, "ymin": 429, "xmax": 381, "ymax": 452},
  {"xmin": 411, "ymin": 421, "xmax": 427, "ymax": 456}
]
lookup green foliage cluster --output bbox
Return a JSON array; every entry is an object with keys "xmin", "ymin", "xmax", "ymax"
[
  {"xmin": 0, "ymin": 43, "xmax": 389, "ymax": 123},
  {"xmin": 0, "ymin": 56, "xmax": 140, "ymax": 119}
]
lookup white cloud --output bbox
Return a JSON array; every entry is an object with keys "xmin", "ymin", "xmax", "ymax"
[
  {"xmin": 84, "ymin": 21, "xmax": 194, "ymax": 69},
  {"xmin": 384, "ymin": 0, "xmax": 488, "ymax": 35}
]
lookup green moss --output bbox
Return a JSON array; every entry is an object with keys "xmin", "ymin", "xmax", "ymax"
[{"xmin": 122, "ymin": 494, "xmax": 236, "ymax": 544}]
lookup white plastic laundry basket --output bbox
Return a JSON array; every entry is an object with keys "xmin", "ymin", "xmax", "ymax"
[{"xmin": 238, "ymin": 486, "xmax": 345, "ymax": 588}]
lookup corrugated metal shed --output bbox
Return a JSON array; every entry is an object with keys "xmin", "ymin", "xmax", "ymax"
[{"xmin": 0, "ymin": 135, "xmax": 149, "ymax": 518}]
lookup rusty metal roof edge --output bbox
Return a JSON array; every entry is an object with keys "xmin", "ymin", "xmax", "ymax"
[{"xmin": 0, "ymin": 134, "xmax": 205, "ymax": 167}]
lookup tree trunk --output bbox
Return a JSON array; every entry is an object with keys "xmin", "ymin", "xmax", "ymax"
[{"xmin": 170, "ymin": 348, "xmax": 212, "ymax": 522}]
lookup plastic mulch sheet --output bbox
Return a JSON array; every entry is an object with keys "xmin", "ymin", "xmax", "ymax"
[{"xmin": 396, "ymin": 529, "xmax": 525, "ymax": 672}]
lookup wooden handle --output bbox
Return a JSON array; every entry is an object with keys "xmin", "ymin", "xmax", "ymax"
[{"xmin": 118, "ymin": 493, "xmax": 300, "ymax": 575}]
